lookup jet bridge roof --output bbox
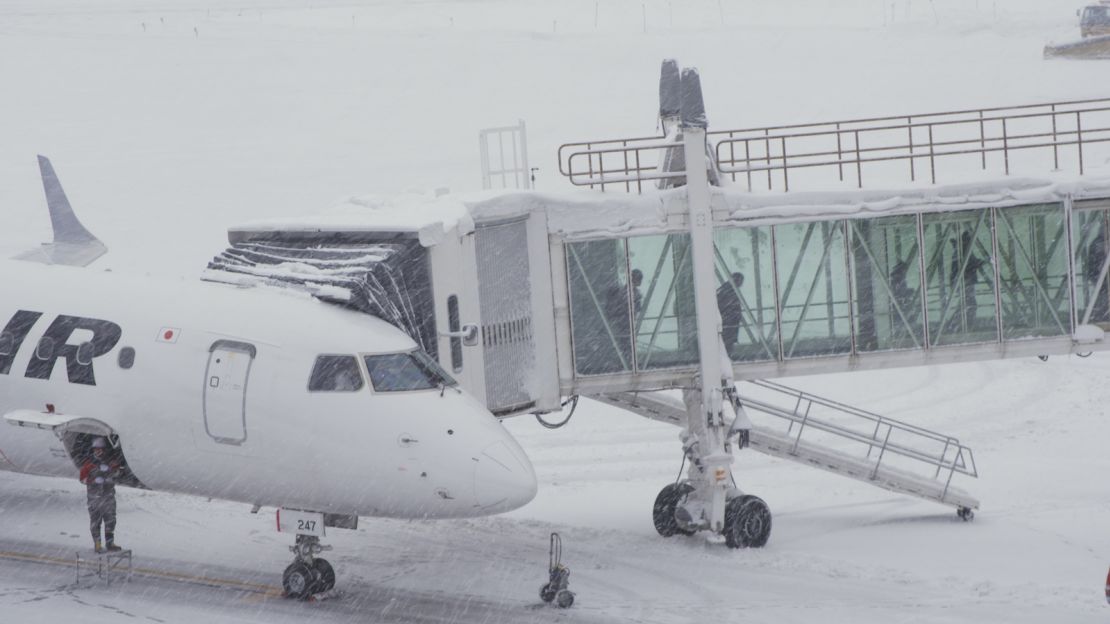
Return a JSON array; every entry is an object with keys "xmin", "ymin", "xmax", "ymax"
[{"xmin": 226, "ymin": 175, "xmax": 1110, "ymax": 248}]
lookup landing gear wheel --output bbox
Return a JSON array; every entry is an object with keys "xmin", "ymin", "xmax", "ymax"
[
  {"xmin": 313, "ymin": 558, "xmax": 336, "ymax": 592},
  {"xmin": 540, "ymin": 583, "xmax": 556, "ymax": 603},
  {"xmin": 724, "ymin": 495, "xmax": 772, "ymax": 549},
  {"xmin": 282, "ymin": 561, "xmax": 318, "ymax": 600},
  {"xmin": 555, "ymin": 589, "xmax": 575, "ymax": 608},
  {"xmin": 653, "ymin": 483, "xmax": 694, "ymax": 537},
  {"xmin": 957, "ymin": 506, "xmax": 975, "ymax": 522}
]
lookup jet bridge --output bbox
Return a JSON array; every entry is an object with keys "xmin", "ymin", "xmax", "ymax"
[{"xmin": 208, "ymin": 62, "xmax": 1110, "ymax": 548}]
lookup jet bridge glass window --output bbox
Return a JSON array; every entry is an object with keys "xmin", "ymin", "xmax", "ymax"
[
  {"xmin": 566, "ymin": 239, "xmax": 635, "ymax": 375},
  {"xmin": 774, "ymin": 220, "xmax": 853, "ymax": 358},
  {"xmin": 628, "ymin": 234, "xmax": 701, "ymax": 371},
  {"xmin": 1072, "ymin": 199, "xmax": 1110, "ymax": 325},
  {"xmin": 713, "ymin": 226, "xmax": 779, "ymax": 362},
  {"xmin": 995, "ymin": 203, "xmax": 1070, "ymax": 340},
  {"xmin": 922, "ymin": 209, "xmax": 998, "ymax": 347},
  {"xmin": 308, "ymin": 355, "xmax": 364, "ymax": 392},
  {"xmin": 363, "ymin": 350, "xmax": 457, "ymax": 392},
  {"xmin": 847, "ymin": 215, "xmax": 926, "ymax": 352}
]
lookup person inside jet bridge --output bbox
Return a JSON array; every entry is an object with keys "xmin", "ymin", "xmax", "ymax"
[
  {"xmin": 80, "ymin": 437, "xmax": 122, "ymax": 553},
  {"xmin": 716, "ymin": 272, "xmax": 746, "ymax": 356}
]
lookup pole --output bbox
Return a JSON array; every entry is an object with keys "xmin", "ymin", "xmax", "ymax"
[{"xmin": 679, "ymin": 67, "xmax": 736, "ymax": 533}]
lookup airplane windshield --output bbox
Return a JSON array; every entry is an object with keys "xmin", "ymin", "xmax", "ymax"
[
  {"xmin": 308, "ymin": 355, "xmax": 365, "ymax": 392},
  {"xmin": 363, "ymin": 350, "xmax": 457, "ymax": 392}
]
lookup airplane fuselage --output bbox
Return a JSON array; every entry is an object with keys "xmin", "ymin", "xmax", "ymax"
[{"xmin": 0, "ymin": 260, "xmax": 536, "ymax": 519}]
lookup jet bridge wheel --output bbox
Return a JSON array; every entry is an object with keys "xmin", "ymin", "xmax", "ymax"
[
  {"xmin": 653, "ymin": 483, "xmax": 695, "ymax": 537},
  {"xmin": 724, "ymin": 495, "xmax": 772, "ymax": 549}
]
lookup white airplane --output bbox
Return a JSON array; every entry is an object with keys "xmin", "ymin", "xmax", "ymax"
[{"xmin": 0, "ymin": 156, "xmax": 537, "ymax": 598}]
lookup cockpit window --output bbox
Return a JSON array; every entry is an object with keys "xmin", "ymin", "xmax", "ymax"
[
  {"xmin": 308, "ymin": 355, "xmax": 364, "ymax": 392},
  {"xmin": 363, "ymin": 350, "xmax": 457, "ymax": 392}
]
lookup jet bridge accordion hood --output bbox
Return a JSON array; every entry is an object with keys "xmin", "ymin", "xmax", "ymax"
[{"xmin": 203, "ymin": 237, "xmax": 437, "ymax": 356}]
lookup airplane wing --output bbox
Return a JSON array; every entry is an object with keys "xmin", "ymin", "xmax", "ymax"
[{"xmin": 13, "ymin": 155, "xmax": 108, "ymax": 267}]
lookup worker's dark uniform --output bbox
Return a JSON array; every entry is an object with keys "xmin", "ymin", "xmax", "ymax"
[
  {"xmin": 716, "ymin": 282, "xmax": 744, "ymax": 355},
  {"xmin": 80, "ymin": 457, "xmax": 119, "ymax": 547}
]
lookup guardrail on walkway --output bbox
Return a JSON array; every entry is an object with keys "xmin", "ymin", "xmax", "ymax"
[
  {"xmin": 739, "ymin": 379, "xmax": 977, "ymax": 500},
  {"xmin": 558, "ymin": 97, "xmax": 1110, "ymax": 193}
]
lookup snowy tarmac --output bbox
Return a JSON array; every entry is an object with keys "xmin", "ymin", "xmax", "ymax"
[
  {"xmin": 1, "ymin": 356, "xmax": 1108, "ymax": 623},
  {"xmin": 0, "ymin": 521, "xmax": 618, "ymax": 624},
  {"xmin": 2, "ymin": 0, "xmax": 1110, "ymax": 622}
]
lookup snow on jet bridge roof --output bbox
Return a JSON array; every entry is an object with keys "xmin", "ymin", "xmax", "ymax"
[{"xmin": 226, "ymin": 174, "xmax": 1110, "ymax": 244}]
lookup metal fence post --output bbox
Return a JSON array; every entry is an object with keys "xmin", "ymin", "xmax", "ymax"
[
  {"xmin": 1077, "ymin": 111, "xmax": 1085, "ymax": 175},
  {"xmin": 836, "ymin": 123, "xmax": 844, "ymax": 182},
  {"xmin": 1002, "ymin": 118, "xmax": 1010, "ymax": 175},
  {"xmin": 907, "ymin": 116, "xmax": 916, "ymax": 181},
  {"xmin": 928, "ymin": 124, "xmax": 936, "ymax": 184}
]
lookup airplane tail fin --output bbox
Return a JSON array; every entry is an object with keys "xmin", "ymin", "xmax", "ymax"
[{"xmin": 13, "ymin": 155, "xmax": 108, "ymax": 267}]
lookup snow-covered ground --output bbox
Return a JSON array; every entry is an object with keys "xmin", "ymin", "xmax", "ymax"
[{"xmin": 1, "ymin": 1, "xmax": 1109, "ymax": 622}]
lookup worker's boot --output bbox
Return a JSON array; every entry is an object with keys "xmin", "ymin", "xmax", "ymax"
[
  {"xmin": 93, "ymin": 539, "xmax": 103, "ymax": 553},
  {"xmin": 105, "ymin": 536, "xmax": 122, "ymax": 552}
]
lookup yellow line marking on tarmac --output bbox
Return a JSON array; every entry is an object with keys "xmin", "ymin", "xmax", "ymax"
[{"xmin": 0, "ymin": 549, "xmax": 285, "ymax": 599}]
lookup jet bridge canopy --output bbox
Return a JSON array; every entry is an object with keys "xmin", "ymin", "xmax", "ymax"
[
  {"xmin": 554, "ymin": 182, "xmax": 1110, "ymax": 394},
  {"xmin": 204, "ymin": 235, "xmax": 438, "ymax": 357}
]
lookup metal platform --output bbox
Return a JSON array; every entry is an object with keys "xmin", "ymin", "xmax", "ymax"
[
  {"xmin": 595, "ymin": 380, "xmax": 979, "ymax": 513},
  {"xmin": 75, "ymin": 549, "xmax": 133, "ymax": 586}
]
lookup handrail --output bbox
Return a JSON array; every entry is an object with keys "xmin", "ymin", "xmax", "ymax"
[
  {"xmin": 556, "ymin": 97, "xmax": 1110, "ymax": 193},
  {"xmin": 738, "ymin": 379, "xmax": 978, "ymax": 491}
]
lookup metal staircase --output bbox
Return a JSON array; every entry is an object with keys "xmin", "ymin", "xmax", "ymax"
[{"xmin": 595, "ymin": 379, "xmax": 979, "ymax": 515}]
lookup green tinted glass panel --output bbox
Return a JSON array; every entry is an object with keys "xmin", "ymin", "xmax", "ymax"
[
  {"xmin": 628, "ymin": 234, "xmax": 700, "ymax": 370},
  {"xmin": 922, "ymin": 209, "xmax": 997, "ymax": 346},
  {"xmin": 713, "ymin": 226, "xmax": 779, "ymax": 362},
  {"xmin": 995, "ymin": 203, "xmax": 1070, "ymax": 339},
  {"xmin": 848, "ymin": 215, "xmax": 924, "ymax": 352},
  {"xmin": 566, "ymin": 239, "xmax": 633, "ymax": 374},
  {"xmin": 774, "ymin": 220, "xmax": 852, "ymax": 358},
  {"xmin": 1073, "ymin": 200, "xmax": 1110, "ymax": 325}
]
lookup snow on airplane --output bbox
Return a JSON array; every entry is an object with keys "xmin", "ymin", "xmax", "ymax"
[{"xmin": 0, "ymin": 156, "xmax": 537, "ymax": 598}]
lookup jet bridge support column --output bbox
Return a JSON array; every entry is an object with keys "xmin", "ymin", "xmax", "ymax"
[{"xmin": 651, "ymin": 65, "xmax": 767, "ymax": 548}]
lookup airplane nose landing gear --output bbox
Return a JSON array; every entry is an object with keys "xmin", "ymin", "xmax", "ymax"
[
  {"xmin": 277, "ymin": 509, "xmax": 340, "ymax": 600},
  {"xmin": 283, "ymin": 534, "xmax": 335, "ymax": 600}
]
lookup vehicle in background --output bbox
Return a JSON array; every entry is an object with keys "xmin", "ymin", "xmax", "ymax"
[{"xmin": 1080, "ymin": 2, "xmax": 1110, "ymax": 38}]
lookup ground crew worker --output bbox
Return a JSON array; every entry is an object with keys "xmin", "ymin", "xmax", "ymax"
[{"xmin": 80, "ymin": 437, "xmax": 121, "ymax": 553}]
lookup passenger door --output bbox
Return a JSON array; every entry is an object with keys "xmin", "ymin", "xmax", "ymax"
[{"xmin": 203, "ymin": 340, "xmax": 256, "ymax": 445}]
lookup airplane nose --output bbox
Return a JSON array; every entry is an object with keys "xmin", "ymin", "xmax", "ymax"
[{"xmin": 474, "ymin": 439, "xmax": 538, "ymax": 512}]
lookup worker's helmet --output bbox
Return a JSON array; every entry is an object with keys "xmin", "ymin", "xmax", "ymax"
[{"xmin": 91, "ymin": 437, "xmax": 107, "ymax": 449}]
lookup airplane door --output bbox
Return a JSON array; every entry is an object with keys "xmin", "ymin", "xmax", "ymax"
[{"xmin": 203, "ymin": 340, "xmax": 256, "ymax": 446}]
